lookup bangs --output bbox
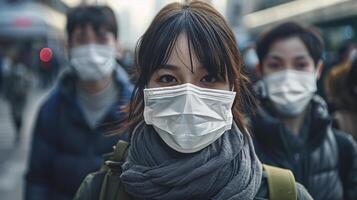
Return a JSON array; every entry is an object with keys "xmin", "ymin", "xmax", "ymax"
[
  {"xmin": 138, "ymin": 7, "xmax": 234, "ymax": 83},
  {"xmin": 137, "ymin": 12, "xmax": 184, "ymax": 81},
  {"xmin": 185, "ymin": 12, "xmax": 231, "ymax": 79}
]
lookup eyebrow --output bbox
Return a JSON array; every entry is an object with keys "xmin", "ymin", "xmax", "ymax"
[
  {"xmin": 158, "ymin": 64, "xmax": 205, "ymax": 71},
  {"xmin": 294, "ymin": 55, "xmax": 309, "ymax": 60},
  {"xmin": 267, "ymin": 54, "xmax": 309, "ymax": 61},
  {"xmin": 158, "ymin": 64, "xmax": 181, "ymax": 70},
  {"xmin": 267, "ymin": 55, "xmax": 283, "ymax": 61}
]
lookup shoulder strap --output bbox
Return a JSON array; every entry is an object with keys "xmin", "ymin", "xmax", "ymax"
[
  {"xmin": 263, "ymin": 164, "xmax": 297, "ymax": 200},
  {"xmin": 99, "ymin": 140, "xmax": 130, "ymax": 200},
  {"xmin": 112, "ymin": 140, "xmax": 129, "ymax": 162}
]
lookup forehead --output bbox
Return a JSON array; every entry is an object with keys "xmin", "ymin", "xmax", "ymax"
[{"xmin": 267, "ymin": 37, "xmax": 310, "ymax": 59}]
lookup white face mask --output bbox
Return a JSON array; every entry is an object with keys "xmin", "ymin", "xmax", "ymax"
[
  {"xmin": 263, "ymin": 69, "xmax": 317, "ymax": 117},
  {"xmin": 144, "ymin": 83, "xmax": 236, "ymax": 153},
  {"xmin": 70, "ymin": 44, "xmax": 116, "ymax": 81}
]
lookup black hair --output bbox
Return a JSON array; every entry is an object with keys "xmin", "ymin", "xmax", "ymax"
[
  {"xmin": 256, "ymin": 22, "xmax": 324, "ymax": 65},
  {"xmin": 66, "ymin": 5, "xmax": 118, "ymax": 42},
  {"xmin": 116, "ymin": 1, "xmax": 255, "ymax": 136}
]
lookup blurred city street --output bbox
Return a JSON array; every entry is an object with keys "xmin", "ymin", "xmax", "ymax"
[
  {"xmin": 0, "ymin": 0, "xmax": 357, "ymax": 199},
  {"xmin": 0, "ymin": 88, "xmax": 49, "ymax": 200}
]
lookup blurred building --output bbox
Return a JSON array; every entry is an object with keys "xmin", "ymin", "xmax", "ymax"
[
  {"xmin": 241, "ymin": 0, "xmax": 357, "ymax": 52},
  {"xmin": 0, "ymin": 0, "xmax": 67, "ymax": 82},
  {"xmin": 3, "ymin": 0, "xmax": 355, "ymax": 57},
  {"xmin": 252, "ymin": 0, "xmax": 293, "ymax": 12},
  {"xmin": 60, "ymin": 0, "xmax": 228, "ymax": 50}
]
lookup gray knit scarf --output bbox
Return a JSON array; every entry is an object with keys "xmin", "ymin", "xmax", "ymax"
[{"xmin": 121, "ymin": 122, "xmax": 262, "ymax": 200}]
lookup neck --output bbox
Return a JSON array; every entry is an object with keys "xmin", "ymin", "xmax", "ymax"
[
  {"xmin": 280, "ymin": 109, "xmax": 308, "ymax": 136},
  {"xmin": 77, "ymin": 76, "xmax": 113, "ymax": 94}
]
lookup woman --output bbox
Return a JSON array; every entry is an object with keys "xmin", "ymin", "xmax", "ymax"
[
  {"xmin": 75, "ymin": 1, "xmax": 312, "ymax": 199},
  {"xmin": 326, "ymin": 57, "xmax": 357, "ymax": 139}
]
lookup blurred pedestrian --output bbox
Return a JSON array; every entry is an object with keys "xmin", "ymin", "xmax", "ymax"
[
  {"xmin": 325, "ymin": 57, "xmax": 357, "ymax": 140},
  {"xmin": 116, "ymin": 48, "xmax": 136, "ymax": 83},
  {"xmin": 2, "ymin": 51, "xmax": 31, "ymax": 143},
  {"xmin": 251, "ymin": 22, "xmax": 357, "ymax": 200},
  {"xmin": 242, "ymin": 44, "xmax": 260, "ymax": 83},
  {"xmin": 333, "ymin": 40, "xmax": 356, "ymax": 68},
  {"xmin": 325, "ymin": 40, "xmax": 357, "ymax": 111},
  {"xmin": 24, "ymin": 5, "xmax": 133, "ymax": 200},
  {"xmin": 74, "ymin": 2, "xmax": 312, "ymax": 200},
  {"xmin": 0, "ymin": 48, "xmax": 3, "ymax": 90}
]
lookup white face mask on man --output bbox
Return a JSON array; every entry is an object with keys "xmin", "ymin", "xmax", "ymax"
[
  {"xmin": 70, "ymin": 44, "xmax": 116, "ymax": 81},
  {"xmin": 143, "ymin": 83, "xmax": 236, "ymax": 153},
  {"xmin": 262, "ymin": 69, "xmax": 317, "ymax": 117}
]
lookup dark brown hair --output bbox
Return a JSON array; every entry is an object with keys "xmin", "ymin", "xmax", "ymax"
[
  {"xmin": 348, "ymin": 58, "xmax": 357, "ymax": 97},
  {"xmin": 116, "ymin": 0, "xmax": 254, "ymax": 136}
]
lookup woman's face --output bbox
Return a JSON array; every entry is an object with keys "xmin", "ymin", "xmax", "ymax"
[
  {"xmin": 147, "ymin": 33, "xmax": 230, "ymax": 90},
  {"xmin": 261, "ymin": 37, "xmax": 318, "ymax": 76}
]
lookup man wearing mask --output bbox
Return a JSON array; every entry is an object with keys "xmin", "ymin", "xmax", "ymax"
[
  {"xmin": 25, "ymin": 5, "xmax": 132, "ymax": 200},
  {"xmin": 251, "ymin": 22, "xmax": 357, "ymax": 200}
]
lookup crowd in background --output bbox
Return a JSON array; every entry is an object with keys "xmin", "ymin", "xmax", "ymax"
[{"xmin": 0, "ymin": 1, "xmax": 356, "ymax": 200}]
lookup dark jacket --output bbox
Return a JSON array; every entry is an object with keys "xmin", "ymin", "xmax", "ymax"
[
  {"xmin": 74, "ymin": 169, "xmax": 312, "ymax": 200},
  {"xmin": 24, "ymin": 66, "xmax": 133, "ymax": 200},
  {"xmin": 251, "ymin": 95, "xmax": 357, "ymax": 200}
]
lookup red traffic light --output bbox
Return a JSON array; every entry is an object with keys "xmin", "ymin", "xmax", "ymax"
[{"xmin": 40, "ymin": 47, "xmax": 53, "ymax": 63}]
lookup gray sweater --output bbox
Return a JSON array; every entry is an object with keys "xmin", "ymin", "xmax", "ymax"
[{"xmin": 77, "ymin": 80, "xmax": 119, "ymax": 129}]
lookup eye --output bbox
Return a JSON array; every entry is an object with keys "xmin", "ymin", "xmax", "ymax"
[
  {"xmin": 266, "ymin": 62, "xmax": 281, "ymax": 69},
  {"xmin": 74, "ymin": 35, "xmax": 86, "ymax": 45},
  {"xmin": 98, "ymin": 38, "xmax": 108, "ymax": 44},
  {"xmin": 96, "ymin": 34, "xmax": 109, "ymax": 44},
  {"xmin": 295, "ymin": 62, "xmax": 308, "ymax": 70},
  {"xmin": 201, "ymin": 75, "xmax": 219, "ymax": 83},
  {"xmin": 158, "ymin": 75, "xmax": 177, "ymax": 83}
]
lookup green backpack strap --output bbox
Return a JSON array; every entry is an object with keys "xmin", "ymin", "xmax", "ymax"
[
  {"xmin": 263, "ymin": 164, "xmax": 297, "ymax": 200},
  {"xmin": 111, "ymin": 140, "xmax": 129, "ymax": 162},
  {"xmin": 99, "ymin": 140, "xmax": 131, "ymax": 200}
]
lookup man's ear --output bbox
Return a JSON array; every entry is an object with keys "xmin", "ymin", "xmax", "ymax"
[
  {"xmin": 316, "ymin": 59, "xmax": 324, "ymax": 80},
  {"xmin": 256, "ymin": 63, "xmax": 263, "ymax": 79}
]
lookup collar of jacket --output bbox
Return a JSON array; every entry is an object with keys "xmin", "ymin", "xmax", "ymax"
[
  {"xmin": 50, "ymin": 64, "xmax": 133, "ymax": 132},
  {"xmin": 56, "ymin": 64, "xmax": 133, "ymax": 104},
  {"xmin": 252, "ymin": 95, "xmax": 332, "ymax": 151}
]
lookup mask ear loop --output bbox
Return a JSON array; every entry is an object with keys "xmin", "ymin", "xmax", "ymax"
[
  {"xmin": 232, "ymin": 78, "xmax": 238, "ymax": 92},
  {"xmin": 230, "ymin": 81, "xmax": 234, "ymax": 91}
]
